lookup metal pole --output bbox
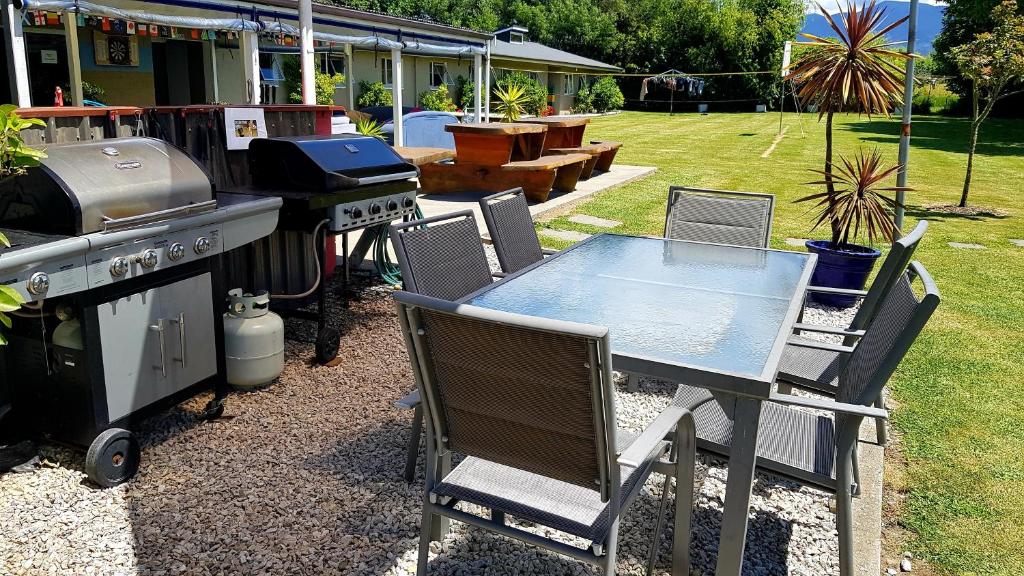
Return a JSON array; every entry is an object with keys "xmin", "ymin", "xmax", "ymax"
[
  {"xmin": 298, "ymin": 0, "xmax": 315, "ymax": 105},
  {"xmin": 895, "ymin": 0, "xmax": 919, "ymax": 230},
  {"xmin": 473, "ymin": 53, "xmax": 483, "ymax": 122},
  {"xmin": 3, "ymin": 0, "xmax": 32, "ymax": 107},
  {"xmin": 391, "ymin": 47, "xmax": 404, "ymax": 146},
  {"xmin": 344, "ymin": 43, "xmax": 355, "ymax": 110},
  {"xmin": 210, "ymin": 37, "xmax": 220, "ymax": 103},
  {"xmin": 483, "ymin": 43, "xmax": 491, "ymax": 121}
]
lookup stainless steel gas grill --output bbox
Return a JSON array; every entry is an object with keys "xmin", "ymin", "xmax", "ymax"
[
  {"xmin": 224, "ymin": 135, "xmax": 419, "ymax": 364},
  {"xmin": 0, "ymin": 137, "xmax": 281, "ymax": 486}
]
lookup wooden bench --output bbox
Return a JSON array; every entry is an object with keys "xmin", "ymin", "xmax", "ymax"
[
  {"xmin": 589, "ymin": 140, "xmax": 622, "ymax": 172},
  {"xmin": 546, "ymin": 145, "xmax": 607, "ymax": 179},
  {"xmin": 418, "ymin": 153, "xmax": 590, "ymax": 202},
  {"xmin": 393, "ymin": 146, "xmax": 456, "ymax": 166}
]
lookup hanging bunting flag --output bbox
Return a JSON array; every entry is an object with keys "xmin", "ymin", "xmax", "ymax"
[
  {"xmin": 138, "ymin": 23, "xmax": 147, "ymax": 36},
  {"xmin": 76, "ymin": 13, "xmax": 85, "ymax": 27},
  {"xmin": 126, "ymin": 21, "xmax": 136, "ymax": 35},
  {"xmin": 200, "ymin": 29, "xmax": 208, "ymax": 40},
  {"xmin": 150, "ymin": 24, "xmax": 158, "ymax": 36},
  {"xmin": 46, "ymin": 12, "xmax": 59, "ymax": 25},
  {"xmin": 190, "ymin": 28, "xmax": 200, "ymax": 39},
  {"xmin": 101, "ymin": 16, "xmax": 110, "ymax": 31}
]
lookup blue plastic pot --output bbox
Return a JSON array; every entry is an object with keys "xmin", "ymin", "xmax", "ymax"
[{"xmin": 805, "ymin": 240, "xmax": 882, "ymax": 308}]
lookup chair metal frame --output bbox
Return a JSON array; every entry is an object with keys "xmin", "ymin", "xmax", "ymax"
[{"xmin": 395, "ymin": 290, "xmax": 698, "ymax": 575}]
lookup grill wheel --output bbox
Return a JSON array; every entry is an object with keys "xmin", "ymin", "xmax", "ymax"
[{"xmin": 85, "ymin": 428, "xmax": 140, "ymax": 488}]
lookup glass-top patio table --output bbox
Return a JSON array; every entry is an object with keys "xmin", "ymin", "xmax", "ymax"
[{"xmin": 462, "ymin": 233, "xmax": 817, "ymax": 576}]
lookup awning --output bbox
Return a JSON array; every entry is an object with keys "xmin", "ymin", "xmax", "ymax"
[
  {"xmin": 261, "ymin": 21, "xmax": 484, "ymax": 55},
  {"xmin": 17, "ymin": 0, "xmax": 261, "ymax": 31}
]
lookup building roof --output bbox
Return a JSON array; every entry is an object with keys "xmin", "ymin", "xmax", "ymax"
[
  {"xmin": 257, "ymin": 0, "xmax": 492, "ymax": 41},
  {"xmin": 489, "ymin": 39, "xmax": 622, "ymax": 72}
]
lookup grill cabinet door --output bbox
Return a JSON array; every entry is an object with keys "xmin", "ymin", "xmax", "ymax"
[{"xmin": 98, "ymin": 274, "xmax": 217, "ymax": 422}]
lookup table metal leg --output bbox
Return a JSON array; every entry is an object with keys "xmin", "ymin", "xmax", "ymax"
[{"xmin": 715, "ymin": 396, "xmax": 763, "ymax": 576}]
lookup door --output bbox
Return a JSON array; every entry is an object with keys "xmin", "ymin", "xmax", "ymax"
[
  {"xmin": 97, "ymin": 273, "xmax": 216, "ymax": 422},
  {"xmin": 25, "ymin": 32, "xmax": 69, "ymax": 106}
]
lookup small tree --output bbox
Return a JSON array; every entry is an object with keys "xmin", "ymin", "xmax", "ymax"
[{"xmin": 951, "ymin": 0, "xmax": 1024, "ymax": 207}]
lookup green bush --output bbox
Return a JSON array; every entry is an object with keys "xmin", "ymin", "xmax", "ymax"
[
  {"xmin": 358, "ymin": 80, "xmax": 393, "ymax": 108},
  {"xmin": 82, "ymin": 81, "xmax": 105, "ymax": 103},
  {"xmin": 590, "ymin": 77, "xmax": 624, "ymax": 112},
  {"xmin": 495, "ymin": 71, "xmax": 547, "ymax": 116},
  {"xmin": 455, "ymin": 76, "xmax": 475, "ymax": 109},
  {"xmin": 288, "ymin": 71, "xmax": 344, "ymax": 105},
  {"xmin": 419, "ymin": 84, "xmax": 457, "ymax": 111},
  {"xmin": 571, "ymin": 84, "xmax": 595, "ymax": 114}
]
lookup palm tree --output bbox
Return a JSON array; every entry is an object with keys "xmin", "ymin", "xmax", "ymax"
[{"xmin": 786, "ymin": 0, "xmax": 912, "ymax": 235}]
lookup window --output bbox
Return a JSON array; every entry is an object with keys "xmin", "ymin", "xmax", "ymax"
[
  {"xmin": 509, "ymin": 31, "xmax": 524, "ymax": 44},
  {"xmin": 563, "ymin": 74, "xmax": 578, "ymax": 95},
  {"xmin": 322, "ymin": 54, "xmax": 346, "ymax": 87},
  {"xmin": 381, "ymin": 57, "xmax": 393, "ymax": 86},
  {"xmin": 430, "ymin": 62, "xmax": 448, "ymax": 87}
]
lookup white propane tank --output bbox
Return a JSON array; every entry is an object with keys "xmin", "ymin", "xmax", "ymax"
[
  {"xmin": 52, "ymin": 318, "xmax": 84, "ymax": 350},
  {"xmin": 223, "ymin": 289, "xmax": 284, "ymax": 389}
]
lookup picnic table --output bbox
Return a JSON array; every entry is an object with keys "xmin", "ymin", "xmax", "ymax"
[
  {"xmin": 520, "ymin": 116, "xmax": 621, "ymax": 178},
  {"xmin": 462, "ymin": 233, "xmax": 817, "ymax": 576},
  {"xmin": 417, "ymin": 122, "xmax": 591, "ymax": 202}
]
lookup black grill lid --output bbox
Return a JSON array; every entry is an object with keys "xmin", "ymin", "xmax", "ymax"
[{"xmin": 247, "ymin": 134, "xmax": 418, "ymax": 193}]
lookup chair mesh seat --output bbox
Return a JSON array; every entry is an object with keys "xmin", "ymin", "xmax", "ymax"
[
  {"xmin": 776, "ymin": 337, "xmax": 844, "ymax": 394},
  {"xmin": 671, "ymin": 385, "xmax": 837, "ymax": 488},
  {"xmin": 433, "ymin": 431, "xmax": 667, "ymax": 543}
]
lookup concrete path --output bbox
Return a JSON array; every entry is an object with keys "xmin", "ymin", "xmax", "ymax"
[{"xmin": 853, "ymin": 419, "xmax": 885, "ymax": 576}]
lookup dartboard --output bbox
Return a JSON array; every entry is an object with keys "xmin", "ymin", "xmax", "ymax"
[{"xmin": 107, "ymin": 36, "xmax": 130, "ymax": 65}]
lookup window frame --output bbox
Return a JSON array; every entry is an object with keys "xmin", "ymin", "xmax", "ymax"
[
  {"xmin": 381, "ymin": 57, "xmax": 394, "ymax": 87},
  {"xmin": 563, "ymin": 73, "xmax": 578, "ymax": 96},
  {"xmin": 430, "ymin": 61, "xmax": 448, "ymax": 88},
  {"xmin": 509, "ymin": 31, "xmax": 524, "ymax": 44}
]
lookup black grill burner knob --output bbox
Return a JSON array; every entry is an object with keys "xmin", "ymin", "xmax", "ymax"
[
  {"xmin": 368, "ymin": 203, "xmax": 382, "ymax": 215},
  {"xmin": 402, "ymin": 196, "xmax": 415, "ymax": 209},
  {"xmin": 348, "ymin": 207, "xmax": 363, "ymax": 219},
  {"xmin": 386, "ymin": 199, "xmax": 399, "ymax": 211}
]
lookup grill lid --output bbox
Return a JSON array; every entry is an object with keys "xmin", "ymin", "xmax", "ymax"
[
  {"xmin": 0, "ymin": 137, "xmax": 213, "ymax": 236},
  {"xmin": 247, "ymin": 134, "xmax": 418, "ymax": 193}
]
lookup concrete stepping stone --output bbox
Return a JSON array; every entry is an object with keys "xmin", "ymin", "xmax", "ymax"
[
  {"xmin": 785, "ymin": 238, "xmax": 810, "ymax": 247},
  {"xmin": 1010, "ymin": 239, "xmax": 1024, "ymax": 247},
  {"xmin": 568, "ymin": 214, "xmax": 622, "ymax": 228},
  {"xmin": 540, "ymin": 229, "xmax": 591, "ymax": 243},
  {"xmin": 948, "ymin": 242, "xmax": 986, "ymax": 250}
]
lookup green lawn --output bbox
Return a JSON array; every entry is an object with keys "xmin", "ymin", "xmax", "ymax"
[{"xmin": 540, "ymin": 111, "xmax": 1024, "ymax": 575}]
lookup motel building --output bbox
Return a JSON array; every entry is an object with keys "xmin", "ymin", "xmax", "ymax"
[{"xmin": 0, "ymin": 0, "xmax": 620, "ymax": 116}]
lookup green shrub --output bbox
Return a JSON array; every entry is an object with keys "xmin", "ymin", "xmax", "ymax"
[
  {"xmin": 82, "ymin": 81, "xmax": 105, "ymax": 103},
  {"xmin": 358, "ymin": 80, "xmax": 393, "ymax": 108},
  {"xmin": 455, "ymin": 75, "xmax": 475, "ymax": 109},
  {"xmin": 288, "ymin": 71, "xmax": 344, "ymax": 105},
  {"xmin": 571, "ymin": 84, "xmax": 595, "ymax": 114},
  {"xmin": 590, "ymin": 77, "xmax": 624, "ymax": 112},
  {"xmin": 495, "ymin": 71, "xmax": 547, "ymax": 116},
  {"xmin": 419, "ymin": 84, "xmax": 457, "ymax": 111}
]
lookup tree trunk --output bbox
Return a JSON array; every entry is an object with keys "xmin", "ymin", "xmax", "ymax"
[
  {"xmin": 824, "ymin": 110, "xmax": 840, "ymax": 243},
  {"xmin": 960, "ymin": 85, "xmax": 980, "ymax": 208}
]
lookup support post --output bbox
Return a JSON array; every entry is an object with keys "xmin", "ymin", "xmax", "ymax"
[
  {"xmin": 483, "ymin": 44, "xmax": 491, "ymax": 121},
  {"xmin": 64, "ymin": 13, "xmax": 83, "ymax": 106},
  {"xmin": 895, "ymin": 0, "xmax": 919, "ymax": 230},
  {"xmin": 298, "ymin": 0, "xmax": 315, "ymax": 105},
  {"xmin": 473, "ymin": 53, "xmax": 483, "ymax": 122},
  {"xmin": 3, "ymin": 0, "xmax": 32, "ymax": 107},
  {"xmin": 241, "ymin": 29, "xmax": 260, "ymax": 104},
  {"xmin": 344, "ymin": 43, "xmax": 355, "ymax": 110},
  {"xmin": 210, "ymin": 37, "xmax": 220, "ymax": 103},
  {"xmin": 391, "ymin": 47, "xmax": 404, "ymax": 146}
]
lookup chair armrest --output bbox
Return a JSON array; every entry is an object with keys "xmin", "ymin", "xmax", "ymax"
[
  {"xmin": 786, "ymin": 337, "xmax": 855, "ymax": 354},
  {"xmin": 541, "ymin": 248, "xmax": 558, "ymax": 256},
  {"xmin": 395, "ymin": 389, "xmax": 421, "ymax": 409},
  {"xmin": 769, "ymin": 392, "xmax": 888, "ymax": 419},
  {"xmin": 791, "ymin": 323, "xmax": 865, "ymax": 338},
  {"xmin": 805, "ymin": 285, "xmax": 869, "ymax": 297},
  {"xmin": 618, "ymin": 404, "xmax": 690, "ymax": 468}
]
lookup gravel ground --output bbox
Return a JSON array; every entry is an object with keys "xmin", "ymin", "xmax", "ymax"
[{"xmin": 0, "ymin": 257, "xmax": 857, "ymax": 576}]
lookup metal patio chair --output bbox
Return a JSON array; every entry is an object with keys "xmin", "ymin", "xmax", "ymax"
[
  {"xmin": 394, "ymin": 290, "xmax": 698, "ymax": 576},
  {"xmin": 664, "ymin": 187, "xmax": 775, "ymax": 248},
  {"xmin": 390, "ymin": 210, "xmax": 500, "ymax": 482},
  {"xmin": 479, "ymin": 188, "xmax": 558, "ymax": 274},
  {"xmin": 778, "ymin": 220, "xmax": 928, "ymax": 444},
  {"xmin": 652, "ymin": 261, "xmax": 939, "ymax": 576}
]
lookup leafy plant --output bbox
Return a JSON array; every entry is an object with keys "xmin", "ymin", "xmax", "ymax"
[
  {"xmin": 288, "ymin": 71, "xmax": 345, "ymax": 105},
  {"xmin": 455, "ymin": 76, "xmax": 476, "ymax": 109},
  {"xmin": 571, "ymin": 84, "xmax": 595, "ymax": 113},
  {"xmin": 419, "ymin": 84, "xmax": 457, "ymax": 111},
  {"xmin": 950, "ymin": 0, "xmax": 1024, "ymax": 207},
  {"xmin": 0, "ymin": 105, "xmax": 41, "ymax": 342},
  {"xmin": 357, "ymin": 80, "xmax": 393, "ymax": 108},
  {"xmin": 590, "ymin": 76, "xmax": 625, "ymax": 112},
  {"xmin": 81, "ymin": 81, "xmax": 105, "ymax": 103},
  {"xmin": 796, "ymin": 148, "xmax": 908, "ymax": 246},
  {"xmin": 495, "ymin": 71, "xmax": 547, "ymax": 116},
  {"xmin": 355, "ymin": 118, "xmax": 386, "ymax": 140},
  {"xmin": 493, "ymin": 83, "xmax": 530, "ymax": 121}
]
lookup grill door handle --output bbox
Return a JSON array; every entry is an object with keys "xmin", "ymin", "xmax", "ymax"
[
  {"xmin": 353, "ymin": 170, "xmax": 419, "ymax": 186},
  {"xmin": 170, "ymin": 312, "xmax": 186, "ymax": 368},
  {"xmin": 150, "ymin": 319, "xmax": 167, "ymax": 377}
]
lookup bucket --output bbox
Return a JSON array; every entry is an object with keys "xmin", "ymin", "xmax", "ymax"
[{"xmin": 805, "ymin": 240, "xmax": 882, "ymax": 308}]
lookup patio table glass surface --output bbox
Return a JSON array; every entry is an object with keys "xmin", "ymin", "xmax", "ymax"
[{"xmin": 467, "ymin": 233, "xmax": 813, "ymax": 379}]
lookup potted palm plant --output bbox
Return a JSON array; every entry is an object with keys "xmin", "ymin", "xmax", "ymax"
[
  {"xmin": 797, "ymin": 148, "xmax": 908, "ymax": 307},
  {"xmin": 785, "ymin": 0, "xmax": 913, "ymax": 307}
]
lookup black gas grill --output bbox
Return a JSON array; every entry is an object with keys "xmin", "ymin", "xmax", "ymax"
[{"xmin": 224, "ymin": 134, "xmax": 420, "ymax": 363}]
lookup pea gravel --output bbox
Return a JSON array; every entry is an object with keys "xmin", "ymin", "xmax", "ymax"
[{"xmin": 0, "ymin": 269, "xmax": 854, "ymax": 576}]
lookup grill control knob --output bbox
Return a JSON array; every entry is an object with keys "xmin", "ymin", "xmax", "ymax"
[
  {"xmin": 348, "ymin": 207, "xmax": 363, "ymax": 219},
  {"xmin": 140, "ymin": 249, "xmax": 159, "ymax": 269},
  {"xmin": 402, "ymin": 196, "xmax": 415, "ymax": 209},
  {"xmin": 167, "ymin": 242, "xmax": 185, "ymax": 262},
  {"xmin": 27, "ymin": 272, "xmax": 49, "ymax": 295},
  {"xmin": 110, "ymin": 257, "xmax": 129, "ymax": 277},
  {"xmin": 194, "ymin": 237, "xmax": 211, "ymax": 254},
  {"xmin": 386, "ymin": 199, "xmax": 399, "ymax": 211},
  {"xmin": 368, "ymin": 203, "xmax": 382, "ymax": 216}
]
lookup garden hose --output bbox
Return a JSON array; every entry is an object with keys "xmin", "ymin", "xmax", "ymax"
[{"xmin": 372, "ymin": 206, "xmax": 424, "ymax": 286}]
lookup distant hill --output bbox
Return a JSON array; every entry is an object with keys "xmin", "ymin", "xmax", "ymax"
[{"xmin": 800, "ymin": 1, "xmax": 945, "ymax": 55}]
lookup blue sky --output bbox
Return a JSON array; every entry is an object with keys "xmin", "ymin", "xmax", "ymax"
[{"xmin": 808, "ymin": 0, "xmax": 944, "ymax": 14}]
